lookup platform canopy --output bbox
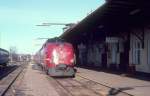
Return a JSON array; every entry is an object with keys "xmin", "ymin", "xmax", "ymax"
[{"xmin": 60, "ymin": 0, "xmax": 150, "ymax": 44}]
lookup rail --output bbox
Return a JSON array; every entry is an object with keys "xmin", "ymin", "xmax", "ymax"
[{"xmin": 0, "ymin": 62, "xmax": 26, "ymax": 96}]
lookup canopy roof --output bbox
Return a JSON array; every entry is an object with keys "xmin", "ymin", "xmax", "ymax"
[{"xmin": 60, "ymin": 0, "xmax": 150, "ymax": 43}]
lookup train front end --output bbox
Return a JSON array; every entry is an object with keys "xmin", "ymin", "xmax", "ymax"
[{"xmin": 46, "ymin": 42, "xmax": 76, "ymax": 77}]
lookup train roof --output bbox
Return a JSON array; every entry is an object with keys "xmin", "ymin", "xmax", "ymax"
[
  {"xmin": 0, "ymin": 48, "xmax": 9, "ymax": 53},
  {"xmin": 38, "ymin": 37, "xmax": 70, "ymax": 52}
]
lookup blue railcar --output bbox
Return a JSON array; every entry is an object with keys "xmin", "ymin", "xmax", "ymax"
[{"xmin": 0, "ymin": 48, "xmax": 9, "ymax": 66}]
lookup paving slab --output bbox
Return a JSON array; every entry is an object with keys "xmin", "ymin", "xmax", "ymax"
[{"xmin": 77, "ymin": 67, "xmax": 150, "ymax": 96}]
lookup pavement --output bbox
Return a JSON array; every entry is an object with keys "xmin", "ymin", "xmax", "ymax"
[
  {"xmin": 77, "ymin": 67, "xmax": 150, "ymax": 96},
  {"xmin": 15, "ymin": 63, "xmax": 60, "ymax": 96},
  {"xmin": 13, "ymin": 63, "xmax": 150, "ymax": 96}
]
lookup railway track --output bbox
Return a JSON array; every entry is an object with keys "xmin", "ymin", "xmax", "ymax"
[
  {"xmin": 48, "ymin": 74, "xmax": 133, "ymax": 96},
  {"xmin": 75, "ymin": 75, "xmax": 133, "ymax": 96},
  {"xmin": 55, "ymin": 78, "xmax": 101, "ymax": 96},
  {"xmin": 48, "ymin": 76, "xmax": 102, "ymax": 96},
  {"xmin": 0, "ymin": 62, "xmax": 26, "ymax": 96},
  {"xmin": 0, "ymin": 65, "xmax": 18, "ymax": 80}
]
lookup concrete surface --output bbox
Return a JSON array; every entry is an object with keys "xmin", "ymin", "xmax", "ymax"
[
  {"xmin": 77, "ymin": 67, "xmax": 150, "ymax": 96},
  {"xmin": 15, "ymin": 63, "xmax": 60, "ymax": 96}
]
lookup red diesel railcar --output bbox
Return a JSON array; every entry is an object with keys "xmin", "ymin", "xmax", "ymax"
[{"xmin": 35, "ymin": 38, "xmax": 76, "ymax": 77}]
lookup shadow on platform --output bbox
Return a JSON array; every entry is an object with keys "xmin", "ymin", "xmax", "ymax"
[{"xmin": 77, "ymin": 65, "xmax": 150, "ymax": 81}]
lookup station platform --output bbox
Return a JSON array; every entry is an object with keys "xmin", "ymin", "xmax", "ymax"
[
  {"xmin": 14, "ymin": 63, "xmax": 60, "ymax": 96},
  {"xmin": 13, "ymin": 62, "xmax": 150, "ymax": 96},
  {"xmin": 76, "ymin": 67, "xmax": 150, "ymax": 96}
]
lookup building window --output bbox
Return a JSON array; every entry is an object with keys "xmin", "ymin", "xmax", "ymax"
[
  {"xmin": 133, "ymin": 41, "xmax": 142, "ymax": 64},
  {"xmin": 148, "ymin": 40, "xmax": 150, "ymax": 65}
]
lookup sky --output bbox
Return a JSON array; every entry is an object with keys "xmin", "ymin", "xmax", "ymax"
[{"xmin": 0, "ymin": 0, "xmax": 105, "ymax": 54}]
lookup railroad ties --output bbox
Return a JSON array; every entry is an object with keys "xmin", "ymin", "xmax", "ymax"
[
  {"xmin": 47, "ymin": 76, "xmax": 131, "ymax": 96},
  {"xmin": 0, "ymin": 63, "xmax": 133, "ymax": 96},
  {"xmin": 0, "ymin": 62, "xmax": 27, "ymax": 96}
]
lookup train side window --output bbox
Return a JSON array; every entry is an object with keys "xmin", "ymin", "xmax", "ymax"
[{"xmin": 1, "ymin": 51, "xmax": 4, "ymax": 55}]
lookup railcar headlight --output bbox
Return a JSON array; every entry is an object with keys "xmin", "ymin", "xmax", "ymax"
[
  {"xmin": 70, "ymin": 59, "xmax": 74, "ymax": 63},
  {"xmin": 52, "ymin": 50, "xmax": 59, "ymax": 65},
  {"xmin": 70, "ymin": 54, "xmax": 76, "ymax": 64}
]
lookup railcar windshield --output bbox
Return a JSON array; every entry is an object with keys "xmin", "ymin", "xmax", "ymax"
[{"xmin": 46, "ymin": 37, "xmax": 65, "ymax": 43}]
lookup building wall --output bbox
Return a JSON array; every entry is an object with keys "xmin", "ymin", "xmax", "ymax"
[
  {"xmin": 76, "ymin": 26, "xmax": 150, "ymax": 74},
  {"xmin": 141, "ymin": 27, "xmax": 150, "ymax": 73},
  {"xmin": 77, "ymin": 41, "xmax": 105, "ymax": 67},
  {"xmin": 87, "ymin": 43, "xmax": 105, "ymax": 67},
  {"xmin": 130, "ymin": 27, "xmax": 150, "ymax": 73},
  {"xmin": 106, "ymin": 37, "xmax": 125, "ymax": 69},
  {"xmin": 78, "ymin": 43, "xmax": 87, "ymax": 66}
]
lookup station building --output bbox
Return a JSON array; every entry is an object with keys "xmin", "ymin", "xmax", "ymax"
[{"xmin": 60, "ymin": 0, "xmax": 150, "ymax": 75}]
